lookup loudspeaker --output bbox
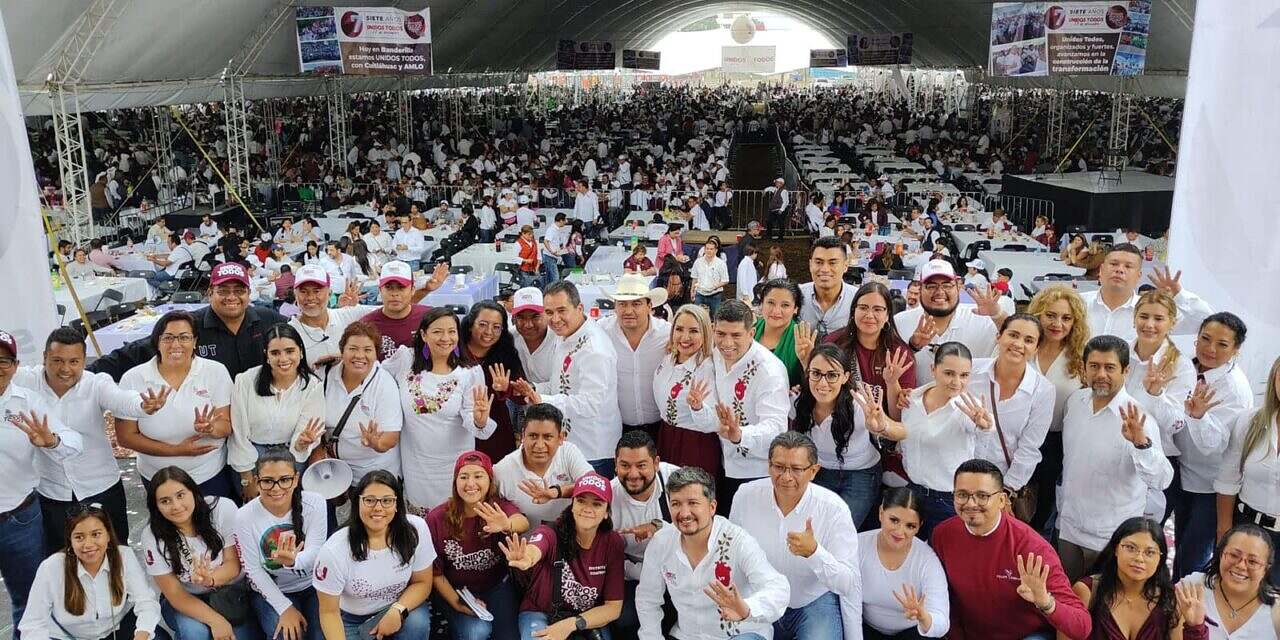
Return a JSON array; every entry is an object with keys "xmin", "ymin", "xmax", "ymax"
[{"xmin": 302, "ymin": 458, "xmax": 353, "ymax": 500}]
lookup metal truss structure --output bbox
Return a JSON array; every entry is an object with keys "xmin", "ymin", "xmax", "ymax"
[
  {"xmin": 223, "ymin": 75, "xmax": 253, "ymax": 204},
  {"xmin": 1106, "ymin": 81, "xmax": 1133, "ymax": 175},
  {"xmin": 398, "ymin": 78, "xmax": 413, "ymax": 150},
  {"xmin": 1046, "ymin": 89, "xmax": 1065, "ymax": 161},
  {"xmin": 327, "ymin": 77, "xmax": 350, "ymax": 176},
  {"xmin": 149, "ymin": 105, "xmax": 174, "ymax": 201}
]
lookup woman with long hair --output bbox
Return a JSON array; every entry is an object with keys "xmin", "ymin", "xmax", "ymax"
[
  {"xmin": 828, "ymin": 282, "xmax": 917, "ymax": 417},
  {"xmin": 383, "ymin": 308, "xmax": 496, "ymax": 513},
  {"xmin": 21, "ymin": 505, "xmax": 161, "ymax": 640},
  {"xmin": 1179, "ymin": 524, "xmax": 1277, "ymax": 637},
  {"xmin": 858, "ymin": 487, "xmax": 950, "ymax": 640},
  {"xmin": 117, "ymin": 311, "xmax": 237, "ymax": 500},
  {"xmin": 234, "ymin": 450, "xmax": 327, "ymax": 640},
  {"xmin": 1026, "ymin": 285, "xmax": 1090, "ymax": 534},
  {"xmin": 765, "ymin": 245, "xmax": 788, "ymax": 281},
  {"xmin": 793, "ymin": 343, "xmax": 882, "ymax": 526},
  {"xmin": 428, "ymin": 450, "xmax": 530, "ymax": 640},
  {"xmin": 753, "ymin": 279, "xmax": 812, "ymax": 386},
  {"xmin": 1070, "ymin": 516, "xmax": 1209, "ymax": 639},
  {"xmin": 315, "ymin": 471, "xmax": 434, "ymax": 640},
  {"xmin": 653, "ymin": 303, "xmax": 720, "ymax": 478},
  {"xmin": 231, "ymin": 323, "xmax": 325, "ymax": 498},
  {"xmin": 1217, "ymin": 355, "xmax": 1280, "ymax": 584},
  {"xmin": 498, "ymin": 473, "xmax": 624, "ymax": 639},
  {"xmin": 1060, "ymin": 233, "xmax": 1090, "ymax": 267},
  {"xmin": 304, "ymin": 241, "xmax": 323, "ymax": 266},
  {"xmin": 461, "ymin": 301, "xmax": 528, "ymax": 462},
  {"xmin": 654, "ymin": 263, "xmax": 691, "ymax": 322},
  {"xmin": 142, "ymin": 466, "xmax": 255, "ymax": 640}
]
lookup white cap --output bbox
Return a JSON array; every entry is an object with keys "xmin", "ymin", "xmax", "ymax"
[
  {"xmin": 919, "ymin": 259, "xmax": 957, "ymax": 282},
  {"xmin": 511, "ymin": 287, "xmax": 544, "ymax": 315},
  {"xmin": 379, "ymin": 260, "xmax": 414, "ymax": 287},
  {"xmin": 294, "ymin": 264, "xmax": 330, "ymax": 288},
  {"xmin": 518, "ymin": 195, "xmax": 530, "ymax": 204},
  {"xmin": 968, "ymin": 258, "xmax": 985, "ymax": 271}
]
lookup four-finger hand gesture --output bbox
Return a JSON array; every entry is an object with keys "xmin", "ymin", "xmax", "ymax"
[
  {"xmin": 1143, "ymin": 353, "xmax": 1173, "ymax": 396},
  {"xmin": 271, "ymin": 531, "xmax": 302, "ymax": 568},
  {"xmin": 190, "ymin": 553, "xmax": 217, "ymax": 588},
  {"xmin": 511, "ymin": 379, "xmax": 542, "ymax": 405},
  {"xmin": 910, "ymin": 314, "xmax": 938, "ymax": 351},
  {"xmin": 893, "ymin": 585, "xmax": 929, "ymax": 624},
  {"xmin": 16, "ymin": 411, "xmax": 60, "ymax": 448},
  {"xmin": 1148, "ymin": 266, "xmax": 1182, "ymax": 296},
  {"xmin": 518, "ymin": 479, "xmax": 557, "ymax": 505},
  {"xmin": 715, "ymin": 403, "xmax": 742, "ymax": 444},
  {"xmin": 794, "ymin": 321, "xmax": 817, "ymax": 364},
  {"xmin": 704, "ymin": 581, "xmax": 751, "ymax": 622},
  {"xmin": 475, "ymin": 501, "xmax": 512, "ymax": 535},
  {"xmin": 295, "ymin": 417, "xmax": 325, "ymax": 453},
  {"xmin": 687, "ymin": 379, "xmax": 710, "ymax": 412},
  {"xmin": 472, "ymin": 385, "xmax": 493, "ymax": 426},
  {"xmin": 337, "ymin": 280, "xmax": 361, "ymax": 307},
  {"xmin": 1174, "ymin": 581, "xmax": 1207, "ymax": 627},
  {"xmin": 971, "ymin": 285, "xmax": 1002, "ymax": 318},
  {"xmin": 1015, "ymin": 553, "xmax": 1052, "ymax": 610},
  {"xmin": 852, "ymin": 384, "xmax": 886, "ymax": 434},
  {"xmin": 498, "ymin": 531, "xmax": 536, "ymax": 570},
  {"xmin": 488, "ymin": 364, "xmax": 511, "ymax": 393},
  {"xmin": 426, "ymin": 262, "xmax": 450, "ymax": 292},
  {"xmin": 957, "ymin": 392, "xmax": 994, "ymax": 431},
  {"xmin": 140, "ymin": 386, "xmax": 171, "ymax": 415},
  {"xmin": 1184, "ymin": 382, "xmax": 1222, "ymax": 419},
  {"xmin": 359, "ymin": 420, "xmax": 389, "ymax": 452},
  {"xmin": 1119, "ymin": 403, "xmax": 1150, "ymax": 447},
  {"xmin": 883, "ymin": 349, "xmax": 914, "ymax": 385}
]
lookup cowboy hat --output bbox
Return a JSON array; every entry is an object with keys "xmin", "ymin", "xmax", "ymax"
[{"xmin": 609, "ymin": 273, "xmax": 669, "ymax": 308}]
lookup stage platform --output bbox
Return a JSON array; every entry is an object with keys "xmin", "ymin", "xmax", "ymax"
[{"xmin": 1001, "ymin": 171, "xmax": 1174, "ymax": 233}]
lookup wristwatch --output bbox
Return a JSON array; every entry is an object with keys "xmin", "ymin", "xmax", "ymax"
[
  {"xmin": 649, "ymin": 518, "xmax": 665, "ymax": 529},
  {"xmin": 574, "ymin": 616, "xmax": 588, "ymax": 631},
  {"xmin": 390, "ymin": 603, "xmax": 408, "ymax": 620}
]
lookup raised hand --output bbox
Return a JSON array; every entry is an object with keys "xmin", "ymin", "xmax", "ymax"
[
  {"xmin": 1184, "ymin": 382, "xmax": 1222, "ymax": 419},
  {"xmin": 511, "ymin": 379, "xmax": 542, "ymax": 405},
  {"xmin": 971, "ymin": 284, "xmax": 1002, "ymax": 318},
  {"xmin": 15, "ymin": 411, "xmax": 60, "ymax": 448},
  {"xmin": 956, "ymin": 392, "xmax": 994, "ymax": 431},
  {"xmin": 488, "ymin": 363, "xmax": 511, "ymax": 393},
  {"xmin": 294, "ymin": 418, "xmax": 326, "ymax": 454},
  {"xmin": 271, "ymin": 531, "xmax": 303, "ymax": 568},
  {"xmin": 472, "ymin": 385, "xmax": 493, "ymax": 426},
  {"xmin": 687, "ymin": 379, "xmax": 710, "ymax": 412},
  {"xmin": 337, "ymin": 280, "xmax": 361, "ymax": 307},
  {"xmin": 1119, "ymin": 403, "xmax": 1150, "ymax": 447},
  {"xmin": 794, "ymin": 321, "xmax": 817, "ymax": 364},
  {"xmin": 498, "ymin": 531, "xmax": 536, "ymax": 570},
  {"xmin": 1174, "ymin": 581, "xmax": 1207, "ymax": 627},
  {"xmin": 785, "ymin": 518, "xmax": 818, "ymax": 558},
  {"xmin": 909, "ymin": 314, "xmax": 938, "ymax": 351},
  {"xmin": 883, "ymin": 349, "xmax": 914, "ymax": 385},
  {"xmin": 518, "ymin": 479, "xmax": 557, "ymax": 505},
  {"xmin": 715, "ymin": 403, "xmax": 742, "ymax": 445},
  {"xmin": 474, "ymin": 501, "xmax": 512, "ymax": 535},
  {"xmin": 704, "ymin": 580, "xmax": 752, "ymax": 622},
  {"xmin": 140, "ymin": 386, "xmax": 171, "ymax": 415},
  {"xmin": 1148, "ymin": 265, "xmax": 1183, "ymax": 296},
  {"xmin": 425, "ymin": 262, "xmax": 450, "ymax": 292},
  {"xmin": 893, "ymin": 584, "xmax": 930, "ymax": 626},
  {"xmin": 358, "ymin": 420, "xmax": 390, "ymax": 452},
  {"xmin": 192, "ymin": 405, "xmax": 217, "ymax": 435},
  {"xmin": 1143, "ymin": 351, "xmax": 1174, "ymax": 396},
  {"xmin": 1014, "ymin": 553, "xmax": 1052, "ymax": 610},
  {"xmin": 189, "ymin": 552, "xmax": 217, "ymax": 589},
  {"xmin": 852, "ymin": 384, "xmax": 886, "ymax": 435}
]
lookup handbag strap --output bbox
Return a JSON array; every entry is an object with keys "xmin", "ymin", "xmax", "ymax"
[
  {"xmin": 657, "ymin": 469, "xmax": 671, "ymax": 523},
  {"xmin": 324, "ymin": 364, "xmax": 366, "ymax": 451},
  {"xmin": 989, "ymin": 379, "xmax": 1012, "ymax": 468}
]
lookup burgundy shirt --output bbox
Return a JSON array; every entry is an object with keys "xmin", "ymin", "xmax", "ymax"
[
  {"xmin": 823, "ymin": 331, "xmax": 918, "ymax": 397},
  {"xmin": 426, "ymin": 499, "xmax": 521, "ymax": 593},
  {"xmin": 361, "ymin": 304, "xmax": 430, "ymax": 360},
  {"xmin": 519, "ymin": 525, "xmax": 625, "ymax": 614}
]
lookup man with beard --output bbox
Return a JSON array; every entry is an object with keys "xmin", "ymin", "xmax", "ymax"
[
  {"xmin": 893, "ymin": 259, "xmax": 998, "ymax": 385},
  {"xmin": 1056, "ymin": 335, "xmax": 1171, "ymax": 581},
  {"xmin": 609, "ymin": 430, "xmax": 680, "ymax": 636},
  {"xmin": 635, "ymin": 466, "xmax": 789, "ymax": 640}
]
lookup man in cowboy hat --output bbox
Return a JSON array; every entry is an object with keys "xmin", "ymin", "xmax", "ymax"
[{"xmin": 598, "ymin": 274, "xmax": 671, "ymax": 442}]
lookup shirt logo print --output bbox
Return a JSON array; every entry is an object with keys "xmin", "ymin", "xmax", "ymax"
[
  {"xmin": 444, "ymin": 539, "xmax": 498, "ymax": 572},
  {"xmin": 558, "ymin": 561, "xmax": 600, "ymax": 612}
]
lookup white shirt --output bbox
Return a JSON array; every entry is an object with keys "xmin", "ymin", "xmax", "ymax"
[
  {"xmin": 805, "ymin": 405, "xmax": 880, "ymax": 472},
  {"xmin": 393, "ymin": 227, "xmax": 427, "ymax": 260},
  {"xmin": 362, "ymin": 231, "xmax": 394, "ymax": 258},
  {"xmin": 290, "ymin": 306, "xmax": 381, "ymax": 366},
  {"xmin": 966, "ymin": 358, "xmax": 1055, "ymax": 490},
  {"xmin": 799, "ymin": 282, "xmax": 858, "ymax": 337},
  {"xmin": 119, "ymin": 357, "xmax": 233, "ymax": 483},
  {"xmin": 314, "ymin": 515, "xmax": 436, "ymax": 615},
  {"xmin": 514, "ymin": 330, "xmax": 561, "ymax": 385},
  {"xmin": 493, "ymin": 442, "xmax": 593, "ymax": 527},
  {"xmin": 652, "ymin": 354, "xmax": 716, "ymax": 433},
  {"xmin": 1029, "ymin": 349, "xmax": 1082, "ymax": 432},
  {"xmin": 319, "ymin": 362, "xmax": 402, "ymax": 484},
  {"xmin": 1164, "ymin": 359, "xmax": 1254, "ymax": 492},
  {"xmin": 234, "ymin": 491, "xmax": 328, "ymax": 615},
  {"xmin": 611, "ymin": 462, "xmax": 679, "ymax": 580},
  {"xmin": 1217, "ymin": 410, "xmax": 1280, "ymax": 517},
  {"xmin": 599, "ymin": 315, "xmax": 672, "ymax": 426},
  {"xmin": 636, "ymin": 516, "xmax": 790, "ymax": 640},
  {"xmin": 534, "ymin": 319, "xmax": 622, "ymax": 461},
  {"xmin": 692, "ymin": 342, "xmax": 790, "ymax": 478},
  {"xmin": 1181, "ymin": 573, "xmax": 1276, "ymax": 640},
  {"xmin": 857, "ymin": 529, "xmax": 950, "ymax": 638},
  {"xmin": 320, "ymin": 254, "xmax": 362, "ymax": 288},
  {"xmin": 690, "ymin": 255, "xmax": 729, "ymax": 297},
  {"xmin": 731, "ymin": 480, "xmax": 863, "ymax": 639},
  {"xmin": 21, "ymin": 548, "xmax": 161, "ymax": 640},
  {"xmin": 900, "ymin": 386, "xmax": 985, "ymax": 492},
  {"xmin": 1079, "ymin": 289, "xmax": 1214, "ymax": 342},
  {"xmin": 12, "ymin": 368, "xmax": 143, "ymax": 501},
  {"xmin": 515, "ymin": 206, "xmax": 537, "ymax": 228},
  {"xmin": 229, "ymin": 367, "xmax": 326, "ymax": 472},
  {"xmin": 1059, "ymin": 388, "xmax": 1173, "ymax": 551},
  {"xmin": 893, "ymin": 305, "xmax": 999, "ymax": 385},
  {"xmin": 736, "ymin": 259, "xmax": 759, "ymax": 304},
  {"xmin": 0, "ymin": 383, "xmax": 84, "ymax": 511},
  {"xmin": 805, "ymin": 204, "xmax": 825, "ymax": 233},
  {"xmin": 689, "ymin": 205, "xmax": 710, "ymax": 231},
  {"xmin": 142, "ymin": 497, "xmax": 240, "ymax": 594},
  {"xmin": 573, "ymin": 190, "xmax": 599, "ymax": 223},
  {"xmin": 1125, "ymin": 341, "xmax": 1197, "ymax": 456}
]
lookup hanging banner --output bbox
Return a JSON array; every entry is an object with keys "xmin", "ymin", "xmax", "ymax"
[
  {"xmin": 556, "ymin": 40, "xmax": 616, "ymax": 70},
  {"xmin": 989, "ymin": 1, "xmax": 1150, "ymax": 77},
  {"xmin": 847, "ymin": 33, "xmax": 914, "ymax": 65},
  {"xmin": 296, "ymin": 6, "xmax": 433, "ymax": 75},
  {"xmin": 0, "ymin": 11, "xmax": 57, "ymax": 361},
  {"xmin": 622, "ymin": 49, "xmax": 661, "ymax": 71},
  {"xmin": 721, "ymin": 46, "xmax": 777, "ymax": 74},
  {"xmin": 809, "ymin": 49, "xmax": 848, "ymax": 68}
]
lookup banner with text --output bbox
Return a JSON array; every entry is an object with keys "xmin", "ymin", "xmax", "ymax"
[
  {"xmin": 556, "ymin": 40, "xmax": 616, "ymax": 70},
  {"xmin": 721, "ymin": 46, "xmax": 777, "ymax": 74},
  {"xmin": 809, "ymin": 49, "xmax": 849, "ymax": 68},
  {"xmin": 622, "ymin": 49, "xmax": 661, "ymax": 71},
  {"xmin": 846, "ymin": 33, "xmax": 914, "ymax": 65},
  {"xmin": 296, "ymin": 6, "xmax": 433, "ymax": 75},
  {"xmin": 989, "ymin": 1, "xmax": 1150, "ymax": 77}
]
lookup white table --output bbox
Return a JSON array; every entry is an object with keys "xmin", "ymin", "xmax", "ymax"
[
  {"xmin": 978, "ymin": 250, "xmax": 1086, "ymax": 301},
  {"xmin": 422, "ymin": 274, "xmax": 499, "ymax": 310},
  {"xmin": 1028, "ymin": 278, "xmax": 1099, "ymax": 296},
  {"xmin": 91, "ymin": 303, "xmax": 207, "ymax": 355},
  {"xmin": 586, "ymin": 246, "xmax": 656, "ymax": 276},
  {"xmin": 872, "ymin": 159, "xmax": 923, "ymax": 173},
  {"xmin": 55, "ymin": 276, "xmax": 152, "ymax": 320},
  {"xmin": 450, "ymin": 243, "xmax": 521, "ymax": 274},
  {"xmin": 953, "ymin": 231, "xmax": 1045, "ymax": 257}
]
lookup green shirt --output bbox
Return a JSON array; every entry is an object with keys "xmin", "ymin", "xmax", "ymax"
[{"xmin": 754, "ymin": 318, "xmax": 802, "ymax": 387}]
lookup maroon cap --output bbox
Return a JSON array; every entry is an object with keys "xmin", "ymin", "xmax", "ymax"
[
  {"xmin": 571, "ymin": 472, "xmax": 612, "ymax": 503},
  {"xmin": 209, "ymin": 262, "xmax": 251, "ymax": 287},
  {"xmin": 0, "ymin": 329, "xmax": 16, "ymax": 358}
]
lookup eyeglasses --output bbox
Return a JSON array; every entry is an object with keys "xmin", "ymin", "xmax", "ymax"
[
  {"xmin": 1223, "ymin": 549, "xmax": 1268, "ymax": 572},
  {"xmin": 807, "ymin": 369, "xmax": 844, "ymax": 384},
  {"xmin": 768, "ymin": 462, "xmax": 816, "ymax": 477},
  {"xmin": 359, "ymin": 496, "xmax": 398, "ymax": 509},
  {"xmin": 1118, "ymin": 542, "xmax": 1160, "ymax": 560},
  {"xmin": 0, "ymin": 357, "xmax": 16, "ymax": 369},
  {"xmin": 855, "ymin": 304, "xmax": 888, "ymax": 316},
  {"xmin": 922, "ymin": 282, "xmax": 957, "ymax": 293},
  {"xmin": 159, "ymin": 334, "xmax": 195, "ymax": 344},
  {"xmin": 953, "ymin": 490, "xmax": 1002, "ymax": 506},
  {"xmin": 256, "ymin": 475, "xmax": 296, "ymax": 490}
]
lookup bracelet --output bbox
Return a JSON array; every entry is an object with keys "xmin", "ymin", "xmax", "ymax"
[
  {"xmin": 1036, "ymin": 596, "xmax": 1055, "ymax": 614},
  {"xmin": 552, "ymin": 485, "xmax": 562, "ymax": 498}
]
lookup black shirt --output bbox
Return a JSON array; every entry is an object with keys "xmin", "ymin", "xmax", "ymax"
[{"xmin": 88, "ymin": 304, "xmax": 289, "ymax": 381}]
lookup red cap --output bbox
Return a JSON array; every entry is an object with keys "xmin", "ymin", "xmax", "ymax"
[
  {"xmin": 453, "ymin": 450, "xmax": 494, "ymax": 479},
  {"xmin": 0, "ymin": 329, "xmax": 16, "ymax": 358},
  {"xmin": 209, "ymin": 262, "xmax": 251, "ymax": 287},
  {"xmin": 571, "ymin": 472, "xmax": 612, "ymax": 503},
  {"xmin": 993, "ymin": 281, "xmax": 1010, "ymax": 294}
]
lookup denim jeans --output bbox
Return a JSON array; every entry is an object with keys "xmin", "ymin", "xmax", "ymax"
[
  {"xmin": 694, "ymin": 292, "xmax": 722, "ymax": 316},
  {"xmin": 1170, "ymin": 486, "xmax": 1217, "ymax": 580},
  {"xmin": 0, "ymin": 494, "xmax": 45, "ymax": 638},
  {"xmin": 339, "ymin": 603, "xmax": 431, "ymax": 640},
  {"xmin": 908, "ymin": 484, "xmax": 955, "ymax": 542},
  {"xmin": 161, "ymin": 597, "xmax": 261, "ymax": 640},
  {"xmin": 774, "ymin": 591, "xmax": 843, "ymax": 640},
  {"xmin": 814, "ymin": 466, "xmax": 881, "ymax": 529},
  {"xmin": 449, "ymin": 578, "xmax": 519, "ymax": 640},
  {"xmin": 250, "ymin": 587, "xmax": 322, "ymax": 640},
  {"xmin": 518, "ymin": 611, "xmax": 613, "ymax": 640},
  {"xmin": 148, "ymin": 268, "xmax": 177, "ymax": 289},
  {"xmin": 541, "ymin": 253, "xmax": 560, "ymax": 283}
]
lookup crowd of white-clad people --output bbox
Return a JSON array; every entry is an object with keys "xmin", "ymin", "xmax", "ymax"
[{"xmin": 15, "ymin": 83, "xmax": 1280, "ymax": 640}]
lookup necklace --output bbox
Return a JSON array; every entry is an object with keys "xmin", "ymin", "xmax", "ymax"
[{"xmin": 1218, "ymin": 584, "xmax": 1259, "ymax": 619}]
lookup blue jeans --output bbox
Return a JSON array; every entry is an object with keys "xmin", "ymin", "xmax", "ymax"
[
  {"xmin": 774, "ymin": 591, "xmax": 842, "ymax": 640},
  {"xmin": 908, "ymin": 483, "xmax": 955, "ymax": 542},
  {"xmin": 1171, "ymin": 485, "xmax": 1217, "ymax": 580},
  {"xmin": 518, "ymin": 612, "xmax": 613, "ymax": 640},
  {"xmin": 148, "ymin": 268, "xmax": 176, "ymax": 289},
  {"xmin": 588, "ymin": 458, "xmax": 616, "ymax": 479},
  {"xmin": 695, "ymin": 292, "xmax": 722, "ymax": 316},
  {"xmin": 250, "ymin": 587, "xmax": 322, "ymax": 640},
  {"xmin": 541, "ymin": 253, "xmax": 560, "ymax": 283},
  {"xmin": 815, "ymin": 465, "xmax": 881, "ymax": 529},
  {"xmin": 449, "ymin": 578, "xmax": 519, "ymax": 640},
  {"xmin": 0, "ymin": 494, "xmax": 44, "ymax": 638},
  {"xmin": 339, "ymin": 603, "xmax": 431, "ymax": 640},
  {"xmin": 161, "ymin": 597, "xmax": 261, "ymax": 640}
]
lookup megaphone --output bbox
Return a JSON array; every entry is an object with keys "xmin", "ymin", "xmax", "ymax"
[{"xmin": 302, "ymin": 458, "xmax": 353, "ymax": 500}]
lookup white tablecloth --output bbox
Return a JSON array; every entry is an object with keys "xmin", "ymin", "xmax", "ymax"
[
  {"xmin": 586, "ymin": 246, "xmax": 657, "ymax": 276},
  {"xmin": 55, "ymin": 277, "xmax": 152, "ymax": 320},
  {"xmin": 91, "ymin": 303, "xmax": 208, "ymax": 355},
  {"xmin": 423, "ymin": 274, "xmax": 499, "ymax": 310},
  {"xmin": 953, "ymin": 231, "xmax": 1045, "ymax": 257},
  {"xmin": 450, "ymin": 243, "xmax": 521, "ymax": 274},
  {"xmin": 978, "ymin": 250, "xmax": 1086, "ymax": 301}
]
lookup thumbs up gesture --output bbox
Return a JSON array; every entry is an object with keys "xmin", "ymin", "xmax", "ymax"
[{"xmin": 785, "ymin": 517, "xmax": 818, "ymax": 558}]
